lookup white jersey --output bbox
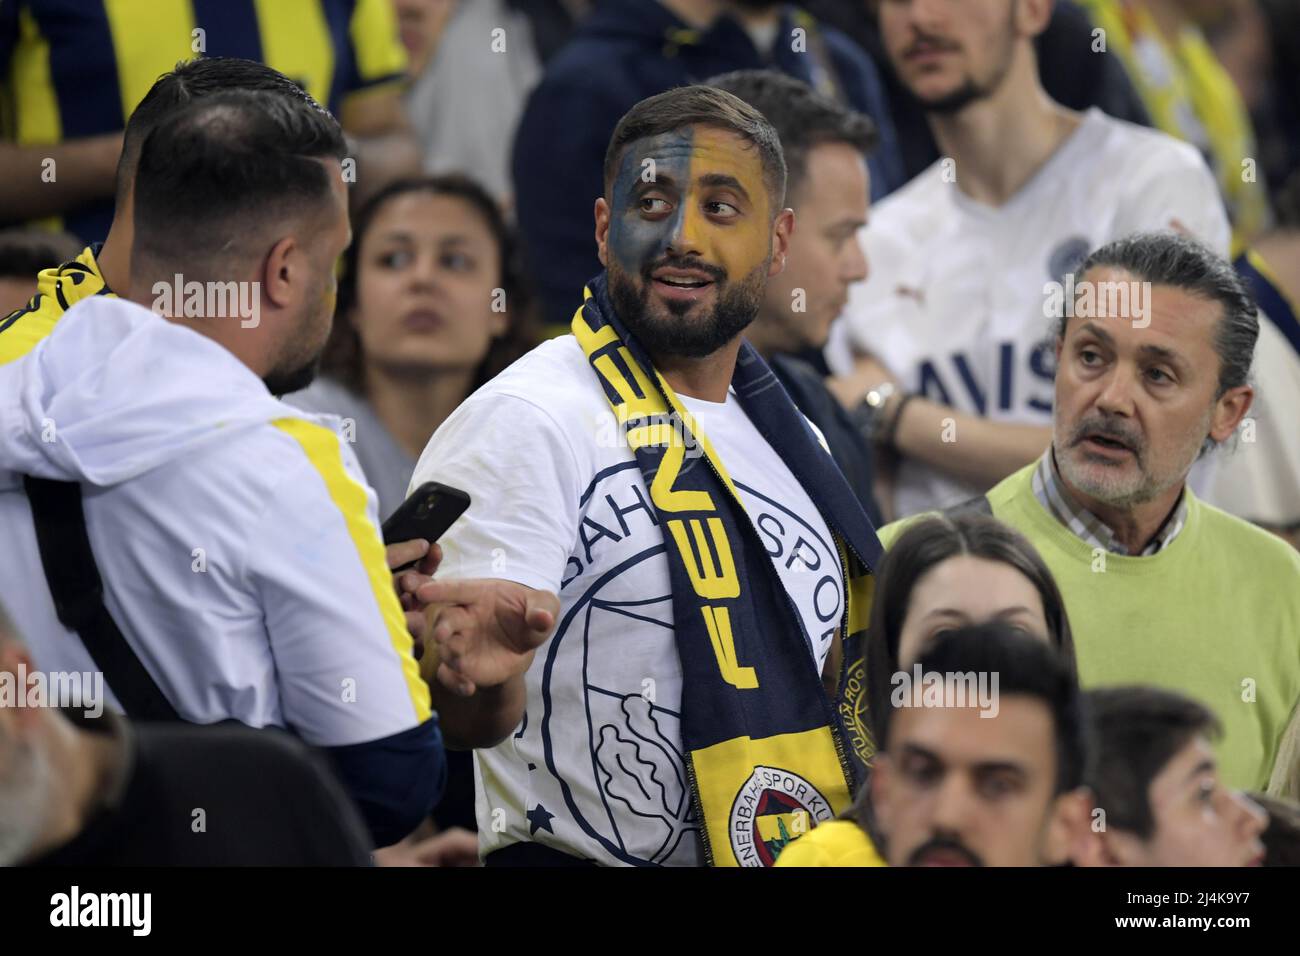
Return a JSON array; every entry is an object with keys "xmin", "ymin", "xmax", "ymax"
[
  {"xmin": 831, "ymin": 107, "xmax": 1230, "ymax": 516},
  {"xmin": 0, "ymin": 297, "xmax": 430, "ymax": 745},
  {"xmin": 410, "ymin": 335, "xmax": 844, "ymax": 866}
]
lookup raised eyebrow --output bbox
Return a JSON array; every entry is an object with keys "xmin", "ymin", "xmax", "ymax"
[
  {"xmin": 635, "ymin": 170, "xmax": 680, "ymax": 193},
  {"xmin": 1137, "ymin": 342, "xmax": 1187, "ymax": 370},
  {"xmin": 1076, "ymin": 321, "xmax": 1115, "ymax": 346},
  {"xmin": 698, "ymin": 172, "xmax": 751, "ymax": 202}
]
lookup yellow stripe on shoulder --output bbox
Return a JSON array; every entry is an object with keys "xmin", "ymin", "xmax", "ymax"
[{"xmin": 272, "ymin": 416, "xmax": 432, "ymax": 723}]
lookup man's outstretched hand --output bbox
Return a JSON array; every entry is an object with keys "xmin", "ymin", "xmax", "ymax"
[{"xmin": 416, "ymin": 578, "xmax": 559, "ymax": 696}]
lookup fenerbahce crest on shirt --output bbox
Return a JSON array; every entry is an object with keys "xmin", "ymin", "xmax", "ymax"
[{"xmin": 730, "ymin": 765, "xmax": 834, "ymax": 866}]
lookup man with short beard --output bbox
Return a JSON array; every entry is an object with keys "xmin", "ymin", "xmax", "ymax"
[
  {"xmin": 876, "ymin": 232, "xmax": 1300, "ymax": 797},
  {"xmin": 409, "ymin": 85, "xmax": 884, "ymax": 866}
]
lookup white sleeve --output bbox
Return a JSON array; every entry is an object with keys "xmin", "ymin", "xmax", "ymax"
[
  {"xmin": 1113, "ymin": 144, "xmax": 1231, "ymax": 257},
  {"xmin": 408, "ymin": 392, "xmax": 584, "ymax": 593},
  {"xmin": 246, "ymin": 423, "xmax": 432, "ymax": 747}
]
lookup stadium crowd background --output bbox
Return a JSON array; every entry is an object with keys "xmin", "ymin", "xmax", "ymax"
[{"xmin": 0, "ymin": 0, "xmax": 1299, "ymax": 869}]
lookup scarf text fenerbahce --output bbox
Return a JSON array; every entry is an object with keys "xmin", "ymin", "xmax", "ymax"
[{"xmin": 572, "ymin": 275, "xmax": 883, "ymax": 865}]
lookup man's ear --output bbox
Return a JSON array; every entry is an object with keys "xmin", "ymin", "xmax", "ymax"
[
  {"xmin": 1094, "ymin": 827, "xmax": 1141, "ymax": 867},
  {"xmin": 768, "ymin": 207, "xmax": 795, "ymax": 278},
  {"xmin": 594, "ymin": 198, "xmax": 611, "ymax": 269},
  {"xmin": 1017, "ymin": 0, "xmax": 1054, "ymax": 37},
  {"xmin": 262, "ymin": 235, "xmax": 298, "ymax": 311},
  {"xmin": 1209, "ymin": 384, "xmax": 1253, "ymax": 443},
  {"xmin": 1047, "ymin": 787, "xmax": 1105, "ymax": 866}
]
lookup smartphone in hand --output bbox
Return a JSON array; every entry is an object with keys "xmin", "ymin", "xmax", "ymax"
[{"xmin": 382, "ymin": 482, "xmax": 471, "ymax": 571}]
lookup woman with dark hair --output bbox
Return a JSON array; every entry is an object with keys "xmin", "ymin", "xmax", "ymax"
[
  {"xmin": 288, "ymin": 175, "xmax": 538, "ymax": 849},
  {"xmin": 778, "ymin": 512, "xmax": 1079, "ymax": 867},
  {"xmin": 288, "ymin": 173, "xmax": 538, "ymax": 519},
  {"xmin": 862, "ymin": 512, "xmax": 1078, "ymax": 745}
]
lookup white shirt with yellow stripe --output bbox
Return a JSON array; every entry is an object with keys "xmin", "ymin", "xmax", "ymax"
[{"xmin": 0, "ymin": 294, "xmax": 429, "ymax": 745}]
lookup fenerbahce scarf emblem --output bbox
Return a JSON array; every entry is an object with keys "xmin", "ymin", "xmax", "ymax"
[{"xmin": 573, "ymin": 275, "xmax": 883, "ymax": 866}]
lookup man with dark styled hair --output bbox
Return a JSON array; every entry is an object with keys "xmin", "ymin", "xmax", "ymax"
[
  {"xmin": 409, "ymin": 84, "xmax": 884, "ymax": 866},
  {"xmin": 0, "ymin": 601, "xmax": 373, "ymax": 867},
  {"xmin": 0, "ymin": 90, "xmax": 450, "ymax": 848},
  {"xmin": 709, "ymin": 68, "xmax": 883, "ymax": 526},
  {"xmin": 874, "ymin": 232, "xmax": 1300, "ymax": 797},
  {"xmin": 1084, "ymin": 686, "xmax": 1267, "ymax": 867},
  {"xmin": 0, "ymin": 57, "xmax": 334, "ymax": 367},
  {"xmin": 868, "ymin": 623, "xmax": 1093, "ymax": 867},
  {"xmin": 129, "ymin": 92, "xmax": 349, "ymax": 395}
]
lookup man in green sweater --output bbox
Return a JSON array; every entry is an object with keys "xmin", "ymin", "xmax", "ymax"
[{"xmin": 875, "ymin": 231, "xmax": 1300, "ymax": 797}]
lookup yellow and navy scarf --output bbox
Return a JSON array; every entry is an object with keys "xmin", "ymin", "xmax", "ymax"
[{"xmin": 573, "ymin": 275, "xmax": 882, "ymax": 866}]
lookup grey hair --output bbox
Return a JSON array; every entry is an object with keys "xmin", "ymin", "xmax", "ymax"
[{"xmin": 1057, "ymin": 231, "xmax": 1258, "ymax": 396}]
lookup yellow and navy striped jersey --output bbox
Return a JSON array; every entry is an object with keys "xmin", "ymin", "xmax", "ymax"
[
  {"xmin": 0, "ymin": 0, "xmax": 406, "ymax": 241},
  {"xmin": 0, "ymin": 242, "xmax": 112, "ymax": 366}
]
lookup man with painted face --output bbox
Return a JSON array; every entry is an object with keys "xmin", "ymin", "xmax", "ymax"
[
  {"xmin": 513, "ymin": 0, "xmax": 905, "ymax": 331},
  {"xmin": 410, "ymin": 85, "xmax": 884, "ymax": 866}
]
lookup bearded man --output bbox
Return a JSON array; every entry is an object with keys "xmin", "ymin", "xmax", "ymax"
[{"xmin": 409, "ymin": 84, "xmax": 884, "ymax": 866}]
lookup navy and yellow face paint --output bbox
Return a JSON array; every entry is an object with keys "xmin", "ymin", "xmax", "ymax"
[{"xmin": 606, "ymin": 125, "xmax": 775, "ymax": 320}]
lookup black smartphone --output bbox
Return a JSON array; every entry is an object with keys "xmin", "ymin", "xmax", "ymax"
[{"xmin": 381, "ymin": 482, "xmax": 471, "ymax": 568}]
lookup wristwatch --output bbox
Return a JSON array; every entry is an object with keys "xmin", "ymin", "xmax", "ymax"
[{"xmin": 854, "ymin": 382, "xmax": 897, "ymax": 443}]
